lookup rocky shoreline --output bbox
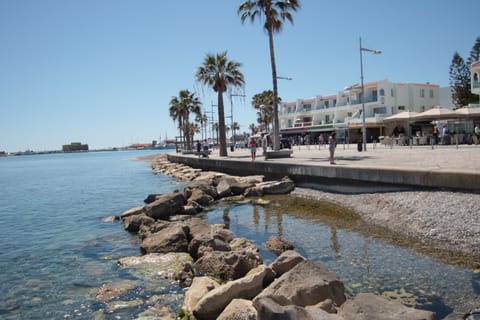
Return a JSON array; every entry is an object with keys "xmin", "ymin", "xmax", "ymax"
[{"xmin": 100, "ymin": 154, "xmax": 480, "ymax": 319}]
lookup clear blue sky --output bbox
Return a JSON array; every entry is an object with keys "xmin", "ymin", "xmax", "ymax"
[{"xmin": 1, "ymin": 0, "xmax": 478, "ymax": 152}]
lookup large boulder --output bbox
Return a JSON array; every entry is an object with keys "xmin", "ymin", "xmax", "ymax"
[
  {"xmin": 144, "ymin": 192, "xmax": 186, "ymax": 220},
  {"xmin": 188, "ymin": 189, "xmax": 215, "ymax": 206},
  {"xmin": 216, "ymin": 177, "xmax": 236, "ymax": 198},
  {"xmin": 265, "ymin": 236, "xmax": 295, "ymax": 256},
  {"xmin": 256, "ymin": 177, "xmax": 295, "ymax": 195},
  {"xmin": 182, "ymin": 276, "xmax": 220, "ymax": 317},
  {"xmin": 254, "ymin": 296, "xmax": 344, "ymax": 320},
  {"xmin": 184, "ymin": 180, "xmax": 219, "ymax": 200},
  {"xmin": 217, "ymin": 298, "xmax": 257, "ymax": 320},
  {"xmin": 254, "ymin": 260, "xmax": 346, "ymax": 308},
  {"xmin": 193, "ymin": 265, "xmax": 270, "ymax": 320},
  {"xmin": 140, "ymin": 223, "xmax": 189, "ymax": 254},
  {"xmin": 269, "ymin": 250, "xmax": 306, "ymax": 277},
  {"xmin": 122, "ymin": 214, "xmax": 154, "ymax": 233},
  {"xmin": 337, "ymin": 293, "xmax": 436, "ymax": 320},
  {"xmin": 193, "ymin": 247, "xmax": 263, "ymax": 281}
]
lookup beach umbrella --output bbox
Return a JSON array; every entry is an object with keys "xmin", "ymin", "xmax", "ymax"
[
  {"xmin": 411, "ymin": 106, "xmax": 457, "ymax": 121},
  {"xmin": 454, "ymin": 106, "xmax": 480, "ymax": 119},
  {"xmin": 383, "ymin": 111, "xmax": 419, "ymax": 122}
]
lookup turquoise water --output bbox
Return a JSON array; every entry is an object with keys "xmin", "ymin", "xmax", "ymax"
[{"xmin": 0, "ymin": 151, "xmax": 477, "ymax": 319}]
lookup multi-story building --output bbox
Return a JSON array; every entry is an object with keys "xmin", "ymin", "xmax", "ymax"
[{"xmin": 279, "ymin": 79, "xmax": 439, "ymax": 142}]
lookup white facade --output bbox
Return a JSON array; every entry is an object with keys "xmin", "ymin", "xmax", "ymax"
[{"xmin": 279, "ymin": 79, "xmax": 439, "ymax": 140}]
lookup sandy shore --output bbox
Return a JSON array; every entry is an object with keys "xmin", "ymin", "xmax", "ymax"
[{"xmin": 292, "ymin": 187, "xmax": 480, "ymax": 260}]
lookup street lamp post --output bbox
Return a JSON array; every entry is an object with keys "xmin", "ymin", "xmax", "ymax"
[
  {"xmin": 359, "ymin": 37, "xmax": 381, "ymax": 151},
  {"xmin": 273, "ymin": 76, "xmax": 292, "ymax": 150},
  {"xmin": 229, "ymin": 94, "xmax": 246, "ymax": 148}
]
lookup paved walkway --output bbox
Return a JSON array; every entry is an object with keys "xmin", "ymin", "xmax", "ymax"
[
  {"xmin": 206, "ymin": 143, "xmax": 480, "ymax": 173},
  {"xmin": 169, "ymin": 143, "xmax": 479, "ymax": 191}
]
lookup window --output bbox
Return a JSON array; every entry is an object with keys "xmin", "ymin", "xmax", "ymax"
[
  {"xmin": 303, "ymin": 104, "xmax": 312, "ymax": 111},
  {"xmin": 420, "ymin": 88, "xmax": 425, "ymax": 98},
  {"xmin": 398, "ymin": 106, "xmax": 405, "ymax": 111},
  {"xmin": 325, "ymin": 101, "xmax": 329, "ymax": 108},
  {"xmin": 429, "ymin": 89, "xmax": 434, "ymax": 98},
  {"xmin": 325, "ymin": 115, "xmax": 330, "ymax": 123},
  {"xmin": 391, "ymin": 89, "xmax": 394, "ymax": 97},
  {"xmin": 379, "ymin": 89, "xmax": 385, "ymax": 96}
]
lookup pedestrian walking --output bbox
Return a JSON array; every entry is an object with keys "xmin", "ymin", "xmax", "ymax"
[
  {"xmin": 249, "ymin": 138, "xmax": 257, "ymax": 161},
  {"xmin": 329, "ymin": 132, "xmax": 336, "ymax": 164}
]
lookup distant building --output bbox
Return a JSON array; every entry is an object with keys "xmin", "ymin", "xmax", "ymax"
[
  {"xmin": 279, "ymin": 79, "xmax": 440, "ymax": 142},
  {"xmin": 62, "ymin": 142, "xmax": 89, "ymax": 152}
]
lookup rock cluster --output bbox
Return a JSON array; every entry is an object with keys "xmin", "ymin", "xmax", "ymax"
[{"xmin": 103, "ymin": 157, "xmax": 438, "ymax": 319}]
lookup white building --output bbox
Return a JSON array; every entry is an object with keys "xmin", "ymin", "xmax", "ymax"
[{"xmin": 279, "ymin": 79, "xmax": 439, "ymax": 142}]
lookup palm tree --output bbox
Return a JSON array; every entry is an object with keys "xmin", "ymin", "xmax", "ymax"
[
  {"xmin": 231, "ymin": 121, "xmax": 240, "ymax": 143},
  {"xmin": 168, "ymin": 89, "xmax": 201, "ymax": 150},
  {"xmin": 251, "ymin": 90, "xmax": 280, "ymax": 132},
  {"xmin": 238, "ymin": 0, "xmax": 300, "ymax": 151},
  {"xmin": 249, "ymin": 123, "xmax": 258, "ymax": 135},
  {"xmin": 196, "ymin": 51, "xmax": 245, "ymax": 156},
  {"xmin": 196, "ymin": 113, "xmax": 209, "ymax": 141}
]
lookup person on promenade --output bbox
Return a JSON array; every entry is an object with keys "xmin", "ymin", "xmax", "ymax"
[
  {"xmin": 328, "ymin": 132, "xmax": 336, "ymax": 164},
  {"xmin": 475, "ymin": 124, "xmax": 480, "ymax": 138},
  {"xmin": 432, "ymin": 125, "xmax": 439, "ymax": 145},
  {"xmin": 249, "ymin": 138, "xmax": 257, "ymax": 161},
  {"xmin": 202, "ymin": 140, "xmax": 209, "ymax": 158},
  {"xmin": 196, "ymin": 140, "xmax": 201, "ymax": 157}
]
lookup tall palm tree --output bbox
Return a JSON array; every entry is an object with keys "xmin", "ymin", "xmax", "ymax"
[
  {"xmin": 196, "ymin": 51, "xmax": 245, "ymax": 156},
  {"xmin": 168, "ymin": 89, "xmax": 202, "ymax": 150},
  {"xmin": 251, "ymin": 90, "xmax": 280, "ymax": 132},
  {"xmin": 231, "ymin": 121, "xmax": 240, "ymax": 143},
  {"xmin": 238, "ymin": 0, "xmax": 300, "ymax": 151}
]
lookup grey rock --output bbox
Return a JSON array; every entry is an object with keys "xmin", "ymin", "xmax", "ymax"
[
  {"xmin": 269, "ymin": 250, "xmax": 306, "ymax": 277},
  {"xmin": 140, "ymin": 223, "xmax": 189, "ymax": 254},
  {"xmin": 144, "ymin": 192, "xmax": 186, "ymax": 220},
  {"xmin": 337, "ymin": 293, "xmax": 436, "ymax": 320},
  {"xmin": 217, "ymin": 298, "xmax": 257, "ymax": 320}
]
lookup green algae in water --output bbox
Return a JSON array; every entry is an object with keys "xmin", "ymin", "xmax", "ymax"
[{"xmin": 206, "ymin": 194, "xmax": 479, "ymax": 319}]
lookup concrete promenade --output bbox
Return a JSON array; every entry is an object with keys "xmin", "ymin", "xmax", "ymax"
[{"xmin": 167, "ymin": 143, "xmax": 480, "ymax": 192}]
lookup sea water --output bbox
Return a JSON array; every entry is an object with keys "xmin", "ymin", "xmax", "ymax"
[{"xmin": 0, "ymin": 151, "xmax": 477, "ymax": 319}]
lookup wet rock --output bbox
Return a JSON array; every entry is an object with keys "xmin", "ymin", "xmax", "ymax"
[
  {"xmin": 136, "ymin": 303, "xmax": 177, "ymax": 320},
  {"xmin": 122, "ymin": 214, "xmax": 154, "ymax": 233},
  {"xmin": 94, "ymin": 280, "xmax": 137, "ymax": 301},
  {"xmin": 217, "ymin": 298, "xmax": 257, "ymax": 320},
  {"xmin": 254, "ymin": 260, "xmax": 346, "ymax": 308},
  {"xmin": 101, "ymin": 215, "xmax": 119, "ymax": 222},
  {"xmin": 337, "ymin": 293, "xmax": 436, "ymax": 320},
  {"xmin": 117, "ymin": 252, "xmax": 193, "ymax": 280},
  {"xmin": 104, "ymin": 299, "xmax": 144, "ymax": 313},
  {"xmin": 144, "ymin": 192, "xmax": 186, "ymax": 220},
  {"xmin": 140, "ymin": 223, "xmax": 189, "ymax": 254},
  {"xmin": 265, "ymin": 236, "xmax": 295, "ymax": 256}
]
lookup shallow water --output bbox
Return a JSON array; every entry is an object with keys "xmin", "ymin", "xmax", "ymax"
[{"xmin": 0, "ymin": 151, "xmax": 477, "ymax": 319}]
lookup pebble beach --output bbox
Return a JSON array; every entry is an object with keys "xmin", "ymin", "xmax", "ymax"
[{"xmin": 291, "ymin": 187, "xmax": 480, "ymax": 260}]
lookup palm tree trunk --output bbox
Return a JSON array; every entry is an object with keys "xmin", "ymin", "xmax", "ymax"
[
  {"xmin": 217, "ymin": 91, "xmax": 228, "ymax": 156},
  {"xmin": 268, "ymin": 22, "xmax": 280, "ymax": 151}
]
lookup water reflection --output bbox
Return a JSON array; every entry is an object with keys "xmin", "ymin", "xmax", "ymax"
[{"xmin": 206, "ymin": 195, "xmax": 476, "ymax": 318}]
